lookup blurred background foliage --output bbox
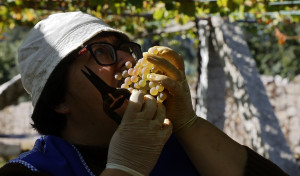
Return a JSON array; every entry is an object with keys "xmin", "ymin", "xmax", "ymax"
[
  {"xmin": 241, "ymin": 21, "xmax": 300, "ymax": 79},
  {"xmin": 0, "ymin": 0, "xmax": 300, "ymax": 85}
]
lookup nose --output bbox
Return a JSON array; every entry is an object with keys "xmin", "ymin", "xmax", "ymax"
[{"xmin": 116, "ymin": 50, "xmax": 136, "ymax": 68}]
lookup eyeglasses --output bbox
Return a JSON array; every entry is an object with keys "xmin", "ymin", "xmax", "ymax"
[{"xmin": 78, "ymin": 42, "xmax": 143, "ymax": 66}]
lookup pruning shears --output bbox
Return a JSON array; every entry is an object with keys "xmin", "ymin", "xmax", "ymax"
[{"xmin": 81, "ymin": 66, "xmax": 131, "ymax": 125}]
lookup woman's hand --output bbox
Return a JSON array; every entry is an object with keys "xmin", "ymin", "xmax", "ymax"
[
  {"xmin": 106, "ymin": 91, "xmax": 172, "ymax": 176},
  {"xmin": 145, "ymin": 47, "xmax": 248, "ymax": 176},
  {"xmin": 145, "ymin": 46, "xmax": 197, "ymax": 133}
]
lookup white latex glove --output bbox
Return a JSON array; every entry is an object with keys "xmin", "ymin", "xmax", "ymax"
[
  {"xmin": 106, "ymin": 91, "xmax": 172, "ymax": 176},
  {"xmin": 145, "ymin": 46, "xmax": 197, "ymax": 133}
]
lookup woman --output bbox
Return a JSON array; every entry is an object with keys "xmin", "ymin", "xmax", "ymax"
[{"xmin": 0, "ymin": 11, "xmax": 288, "ymax": 176}]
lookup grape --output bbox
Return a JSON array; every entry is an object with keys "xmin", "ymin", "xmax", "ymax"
[
  {"xmin": 128, "ymin": 68, "xmax": 134, "ymax": 76},
  {"xmin": 150, "ymin": 87, "xmax": 158, "ymax": 96},
  {"xmin": 124, "ymin": 77, "xmax": 132, "ymax": 85},
  {"xmin": 116, "ymin": 56, "xmax": 168, "ymax": 102},
  {"xmin": 149, "ymin": 81, "xmax": 157, "ymax": 88},
  {"xmin": 131, "ymin": 75, "xmax": 139, "ymax": 83},
  {"xmin": 158, "ymin": 92, "xmax": 167, "ymax": 100},
  {"xmin": 122, "ymin": 70, "xmax": 129, "ymax": 78},
  {"xmin": 148, "ymin": 47, "xmax": 159, "ymax": 54},
  {"xmin": 157, "ymin": 97, "xmax": 164, "ymax": 103},
  {"xmin": 142, "ymin": 74, "xmax": 148, "ymax": 81},
  {"xmin": 114, "ymin": 73, "xmax": 122, "ymax": 80},
  {"xmin": 156, "ymin": 84, "xmax": 164, "ymax": 92},
  {"xmin": 142, "ymin": 67, "xmax": 150, "ymax": 75},
  {"xmin": 121, "ymin": 84, "xmax": 129, "ymax": 89},
  {"xmin": 125, "ymin": 61, "xmax": 132, "ymax": 69},
  {"xmin": 138, "ymin": 79, "xmax": 146, "ymax": 87},
  {"xmin": 140, "ymin": 57, "xmax": 147, "ymax": 65},
  {"xmin": 132, "ymin": 69, "xmax": 139, "ymax": 76},
  {"xmin": 156, "ymin": 92, "xmax": 167, "ymax": 103},
  {"xmin": 134, "ymin": 82, "xmax": 141, "ymax": 89},
  {"xmin": 144, "ymin": 62, "xmax": 153, "ymax": 69}
]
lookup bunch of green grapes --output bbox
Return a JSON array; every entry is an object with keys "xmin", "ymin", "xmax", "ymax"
[{"xmin": 114, "ymin": 53, "xmax": 167, "ymax": 103}]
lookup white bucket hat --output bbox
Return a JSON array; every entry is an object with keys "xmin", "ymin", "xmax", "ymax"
[{"xmin": 18, "ymin": 11, "xmax": 129, "ymax": 107}]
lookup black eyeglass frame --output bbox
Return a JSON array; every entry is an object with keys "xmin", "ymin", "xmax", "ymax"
[{"xmin": 77, "ymin": 41, "xmax": 142, "ymax": 66}]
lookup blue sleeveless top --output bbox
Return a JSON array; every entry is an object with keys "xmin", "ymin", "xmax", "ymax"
[{"xmin": 9, "ymin": 135, "xmax": 199, "ymax": 176}]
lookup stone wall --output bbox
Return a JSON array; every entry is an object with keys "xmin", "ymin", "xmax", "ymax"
[
  {"xmin": 224, "ymin": 75, "xmax": 300, "ymax": 168},
  {"xmin": 0, "ymin": 102, "xmax": 37, "ymax": 156},
  {"xmin": 203, "ymin": 17, "xmax": 299, "ymax": 174}
]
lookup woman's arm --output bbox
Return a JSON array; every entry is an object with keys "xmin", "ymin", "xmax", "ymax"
[
  {"xmin": 145, "ymin": 46, "xmax": 287, "ymax": 176},
  {"xmin": 146, "ymin": 48, "xmax": 247, "ymax": 175},
  {"xmin": 175, "ymin": 116, "xmax": 247, "ymax": 176}
]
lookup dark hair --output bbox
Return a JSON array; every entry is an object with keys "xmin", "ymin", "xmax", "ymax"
[
  {"xmin": 31, "ymin": 31, "xmax": 129, "ymax": 136},
  {"xmin": 31, "ymin": 53, "xmax": 75, "ymax": 136}
]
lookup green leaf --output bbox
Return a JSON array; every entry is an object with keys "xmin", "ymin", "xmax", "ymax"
[
  {"xmin": 153, "ymin": 8, "xmax": 165, "ymax": 20},
  {"xmin": 15, "ymin": 0, "xmax": 22, "ymax": 5},
  {"xmin": 0, "ymin": 6, "xmax": 8, "ymax": 16},
  {"xmin": 233, "ymin": 0, "xmax": 243, "ymax": 4},
  {"xmin": 217, "ymin": 0, "xmax": 228, "ymax": 7}
]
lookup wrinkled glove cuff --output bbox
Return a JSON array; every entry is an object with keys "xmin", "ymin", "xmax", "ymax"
[
  {"xmin": 174, "ymin": 114, "xmax": 198, "ymax": 134},
  {"xmin": 106, "ymin": 163, "xmax": 144, "ymax": 176}
]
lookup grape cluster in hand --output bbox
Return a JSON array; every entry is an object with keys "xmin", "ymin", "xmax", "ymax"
[{"xmin": 114, "ymin": 52, "xmax": 167, "ymax": 103}]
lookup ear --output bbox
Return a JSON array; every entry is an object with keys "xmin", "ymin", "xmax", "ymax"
[{"xmin": 55, "ymin": 103, "xmax": 70, "ymax": 114}]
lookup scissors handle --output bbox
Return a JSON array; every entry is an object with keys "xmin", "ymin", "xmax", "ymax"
[{"xmin": 81, "ymin": 66, "xmax": 131, "ymax": 125}]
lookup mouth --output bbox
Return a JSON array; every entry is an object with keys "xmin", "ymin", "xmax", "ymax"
[
  {"xmin": 117, "ymin": 80, "xmax": 123, "ymax": 88},
  {"xmin": 82, "ymin": 65, "xmax": 130, "ymax": 125},
  {"xmin": 115, "ymin": 64, "xmax": 128, "ymax": 88}
]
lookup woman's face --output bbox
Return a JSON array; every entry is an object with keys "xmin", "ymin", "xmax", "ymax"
[{"xmin": 61, "ymin": 34, "xmax": 136, "ymax": 147}]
